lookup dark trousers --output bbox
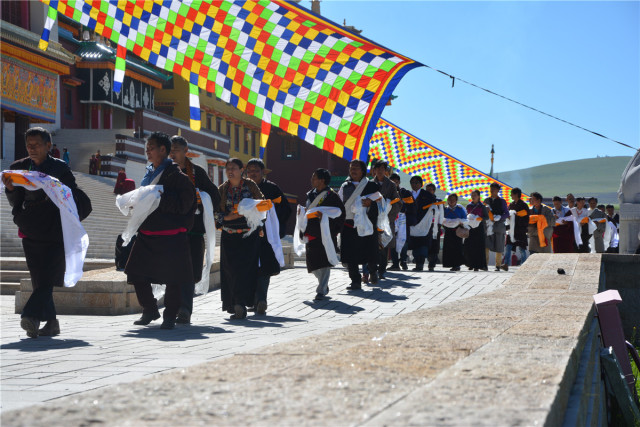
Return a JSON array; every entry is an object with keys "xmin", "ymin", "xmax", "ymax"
[
  {"xmin": 428, "ymin": 234, "xmax": 441, "ymax": 269},
  {"xmin": 22, "ymin": 239, "xmax": 64, "ymax": 321},
  {"xmin": 180, "ymin": 234, "xmax": 205, "ymax": 315},
  {"xmin": 134, "ymin": 281, "xmax": 181, "ymax": 321},
  {"xmin": 348, "ymin": 262, "xmax": 375, "ymax": 284},
  {"xmin": 378, "ymin": 247, "xmax": 389, "ymax": 274},
  {"xmin": 255, "ymin": 276, "xmax": 270, "ymax": 304},
  {"xmin": 390, "ymin": 240, "xmax": 409, "ymax": 266},
  {"xmin": 577, "ymin": 224, "xmax": 591, "ymax": 253}
]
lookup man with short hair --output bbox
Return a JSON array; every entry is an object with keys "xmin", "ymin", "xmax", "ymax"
[
  {"xmin": 528, "ymin": 192, "xmax": 555, "ymax": 254},
  {"xmin": 425, "ymin": 183, "xmax": 442, "ymax": 272},
  {"xmin": 588, "ymin": 197, "xmax": 607, "ymax": 253},
  {"xmin": 571, "ymin": 197, "xmax": 591, "ymax": 253},
  {"xmin": 371, "ymin": 160, "xmax": 400, "ymax": 279},
  {"xmin": 246, "ymin": 158, "xmax": 291, "ymax": 314},
  {"xmin": 169, "ymin": 136, "xmax": 221, "ymax": 324},
  {"xmin": 565, "ymin": 193, "xmax": 576, "ymax": 209},
  {"xmin": 2, "ymin": 127, "xmax": 91, "ymax": 338},
  {"xmin": 388, "ymin": 173, "xmax": 411, "ymax": 270},
  {"xmin": 126, "ymin": 132, "xmax": 196, "ymax": 329},
  {"xmin": 406, "ymin": 176, "xmax": 437, "ymax": 271},
  {"xmin": 50, "ymin": 143, "xmax": 60, "ymax": 159},
  {"xmin": 484, "ymin": 183, "xmax": 509, "ymax": 271},
  {"xmin": 338, "ymin": 160, "xmax": 380, "ymax": 290},
  {"xmin": 502, "ymin": 187, "xmax": 529, "ymax": 269},
  {"xmin": 606, "ymin": 205, "xmax": 619, "ymax": 229}
]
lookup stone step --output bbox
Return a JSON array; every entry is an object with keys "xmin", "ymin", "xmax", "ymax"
[
  {"xmin": 0, "ymin": 270, "xmax": 30, "ymax": 282},
  {"xmin": 0, "ymin": 282, "xmax": 20, "ymax": 295}
]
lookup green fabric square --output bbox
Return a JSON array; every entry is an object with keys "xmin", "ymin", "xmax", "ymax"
[
  {"xmin": 242, "ymin": 73, "xmax": 253, "ymax": 88},
  {"xmin": 271, "ymin": 48, "xmax": 282, "ymax": 62},
  {"xmin": 275, "ymin": 64, "xmax": 287, "ymax": 78},
  {"xmin": 306, "ymin": 91, "xmax": 319, "ymax": 104},
  {"xmin": 165, "ymin": 59, "xmax": 175, "ymax": 71},
  {"xmin": 325, "ymin": 127, "xmax": 337, "ymax": 140},
  {"xmin": 126, "ymin": 39, "xmax": 135, "ymax": 50},
  {"xmin": 333, "ymin": 40, "xmax": 347, "ymax": 52},
  {"xmin": 288, "ymin": 57, "xmax": 301, "ymax": 70},
  {"xmin": 353, "ymin": 112, "xmax": 365, "ymax": 127},
  {"xmin": 202, "ymin": 54, "xmax": 213, "ymax": 68},
  {"xmin": 215, "ymin": 84, "xmax": 223, "ymax": 98},
  {"xmin": 207, "ymin": 67, "xmax": 217, "ymax": 80},
  {"xmin": 238, "ymin": 59, "xmax": 249, "ymax": 73},
  {"xmin": 333, "ymin": 77, "xmax": 346, "ymax": 91},
  {"xmin": 314, "ymin": 134, "xmax": 324, "ymax": 148},
  {"xmin": 293, "ymin": 97, "xmax": 305, "ymax": 111},
  {"xmin": 380, "ymin": 59, "xmax": 396, "ymax": 72},
  {"xmin": 364, "ymin": 65, "xmax": 378, "ymax": 77},
  {"xmin": 254, "ymin": 106, "xmax": 264, "ymax": 119},
  {"xmin": 220, "ymin": 1, "xmax": 232, "ymax": 12},
  {"xmin": 135, "ymin": 32, "xmax": 145, "ymax": 46},
  {"xmin": 267, "ymin": 35, "xmax": 280, "ymax": 48},
  {"xmin": 347, "ymin": 71, "xmax": 362, "ymax": 84},
  {"xmin": 302, "ymin": 20, "xmax": 316, "ymax": 27},
  {"xmin": 351, "ymin": 41, "xmax": 364, "ymax": 48},
  {"xmin": 281, "ymin": 106, "xmax": 293, "ymax": 120},
  {"xmin": 317, "ymin": 45, "xmax": 330, "ymax": 57},
  {"xmin": 339, "ymin": 119, "xmax": 351, "ymax": 133},
  {"xmin": 302, "ymin": 51, "xmax": 316, "ymax": 63},
  {"xmin": 248, "ymin": 91, "xmax": 258, "ymax": 105}
]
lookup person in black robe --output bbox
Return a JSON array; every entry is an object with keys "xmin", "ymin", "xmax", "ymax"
[
  {"xmin": 425, "ymin": 183, "xmax": 442, "ymax": 272},
  {"xmin": 169, "ymin": 136, "xmax": 221, "ymax": 324},
  {"xmin": 406, "ymin": 176, "xmax": 436, "ymax": 271},
  {"xmin": 246, "ymin": 158, "xmax": 292, "ymax": 315},
  {"xmin": 3, "ymin": 127, "xmax": 92, "ymax": 338},
  {"xmin": 464, "ymin": 190, "xmax": 488, "ymax": 271},
  {"xmin": 125, "ymin": 132, "xmax": 196, "ymax": 330},
  {"xmin": 388, "ymin": 173, "xmax": 411, "ymax": 271},
  {"xmin": 442, "ymin": 194, "xmax": 467, "ymax": 271},
  {"xmin": 215, "ymin": 158, "xmax": 264, "ymax": 320},
  {"xmin": 502, "ymin": 187, "xmax": 530, "ymax": 268},
  {"xmin": 338, "ymin": 160, "xmax": 379, "ymax": 290},
  {"xmin": 301, "ymin": 169, "xmax": 345, "ymax": 300}
]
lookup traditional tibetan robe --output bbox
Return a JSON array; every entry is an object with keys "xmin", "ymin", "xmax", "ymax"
[
  {"xmin": 464, "ymin": 201, "xmax": 488, "ymax": 270},
  {"xmin": 483, "ymin": 196, "xmax": 509, "ymax": 253},
  {"xmin": 589, "ymin": 207, "xmax": 607, "ymax": 253},
  {"xmin": 338, "ymin": 178, "xmax": 380, "ymax": 265},
  {"xmin": 571, "ymin": 206, "xmax": 592, "ymax": 253},
  {"xmin": 528, "ymin": 205, "xmax": 555, "ymax": 253},
  {"xmin": 303, "ymin": 188, "xmax": 346, "ymax": 272},
  {"xmin": 406, "ymin": 189, "xmax": 437, "ymax": 265},
  {"xmin": 506, "ymin": 199, "xmax": 530, "ymax": 249},
  {"xmin": 552, "ymin": 206, "xmax": 574, "ymax": 253},
  {"xmin": 215, "ymin": 178, "xmax": 264, "ymax": 312},
  {"xmin": 257, "ymin": 178, "xmax": 291, "ymax": 277},
  {"xmin": 442, "ymin": 204, "xmax": 467, "ymax": 268}
]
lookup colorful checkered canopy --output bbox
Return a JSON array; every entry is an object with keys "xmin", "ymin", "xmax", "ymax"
[
  {"xmin": 369, "ymin": 118, "xmax": 529, "ymax": 204},
  {"xmin": 39, "ymin": 0, "xmax": 420, "ymax": 161}
]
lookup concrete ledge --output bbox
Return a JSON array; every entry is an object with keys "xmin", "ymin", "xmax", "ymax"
[
  {"xmin": 14, "ymin": 245, "xmax": 295, "ymax": 315},
  {"xmin": 2, "ymin": 253, "xmax": 609, "ymax": 426}
]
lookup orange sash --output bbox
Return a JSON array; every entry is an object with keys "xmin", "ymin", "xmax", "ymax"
[
  {"xmin": 3, "ymin": 172, "xmax": 35, "ymax": 187},
  {"xmin": 515, "ymin": 209, "xmax": 528, "ymax": 217},
  {"xmin": 390, "ymin": 198, "xmax": 401, "ymax": 205},
  {"xmin": 402, "ymin": 196, "xmax": 414, "ymax": 204},
  {"xmin": 256, "ymin": 199, "xmax": 273, "ymax": 212},
  {"xmin": 529, "ymin": 214, "xmax": 549, "ymax": 247},
  {"xmin": 421, "ymin": 201, "xmax": 446, "ymax": 210},
  {"xmin": 272, "ymin": 196, "xmax": 282, "ymax": 204}
]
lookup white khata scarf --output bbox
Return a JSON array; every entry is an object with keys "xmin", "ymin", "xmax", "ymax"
[
  {"xmin": 1, "ymin": 170, "xmax": 89, "ymax": 287},
  {"xmin": 343, "ymin": 179, "xmax": 368, "ymax": 220},
  {"xmin": 294, "ymin": 205, "xmax": 343, "ymax": 266},
  {"xmin": 194, "ymin": 189, "xmax": 217, "ymax": 295},
  {"xmin": 116, "ymin": 185, "xmax": 164, "ymax": 245},
  {"xmin": 395, "ymin": 212, "xmax": 407, "ymax": 249},
  {"xmin": 352, "ymin": 191, "xmax": 383, "ymax": 237}
]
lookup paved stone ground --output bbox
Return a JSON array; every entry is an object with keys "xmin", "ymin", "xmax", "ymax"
[{"xmin": 0, "ymin": 262, "xmax": 514, "ymax": 413}]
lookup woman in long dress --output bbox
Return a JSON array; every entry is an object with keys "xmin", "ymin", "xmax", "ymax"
[
  {"xmin": 442, "ymin": 193, "xmax": 467, "ymax": 272},
  {"xmin": 464, "ymin": 190, "xmax": 488, "ymax": 271},
  {"xmin": 216, "ymin": 158, "xmax": 264, "ymax": 320}
]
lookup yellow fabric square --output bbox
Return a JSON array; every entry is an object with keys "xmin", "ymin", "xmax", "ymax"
[
  {"xmin": 290, "ymin": 33, "xmax": 303, "ymax": 46},
  {"xmin": 227, "ymin": 67, "xmax": 236, "ymax": 81},
  {"xmin": 180, "ymin": 67, "xmax": 191, "ymax": 81},
  {"xmin": 307, "ymin": 64, "xmax": 319, "ymax": 77},
  {"xmin": 267, "ymin": 86, "xmax": 279, "ymax": 100},
  {"xmin": 183, "ymin": 18, "xmax": 194, "ymax": 33},
  {"xmin": 122, "ymin": 12, "xmax": 132, "ymax": 27},
  {"xmin": 366, "ymin": 79, "xmax": 381, "ymax": 92},
  {"xmin": 287, "ymin": 121, "xmax": 299, "ymax": 136},
  {"xmin": 173, "ymin": 25, "xmax": 182, "ymax": 40},
  {"xmin": 94, "ymin": 22, "xmax": 104, "ymax": 36},
  {"xmin": 58, "ymin": 3, "xmax": 66, "ymax": 15},
  {"xmin": 344, "ymin": 135, "xmax": 357, "ymax": 151},
  {"xmin": 337, "ymin": 92, "xmax": 350, "ymax": 106},
  {"xmin": 195, "ymin": 12, "xmax": 206, "ymax": 26},
  {"xmin": 132, "ymin": 5, "xmax": 143, "ymax": 18},
  {"xmin": 370, "ymin": 48, "xmax": 384, "ymax": 55},
  {"xmin": 212, "ymin": 20, "xmax": 223, "ymax": 35},
  {"xmin": 257, "ymin": 56, "xmax": 270, "ymax": 70},
  {"xmin": 198, "ymin": 76, "xmax": 207, "ymax": 88},
  {"xmin": 143, "ymin": 2, "xmax": 155, "ymax": 12},
  {"xmin": 298, "ymin": 114, "xmax": 310, "ymax": 128},
  {"xmin": 89, "ymin": 5, "xmax": 99, "ymax": 20},
  {"xmin": 237, "ymin": 97, "xmax": 247, "ymax": 112},
  {"xmin": 332, "ymin": 143, "xmax": 344, "ymax": 158},
  {"xmin": 351, "ymin": 48, "xmax": 365, "ymax": 60},
  {"xmin": 192, "ymin": 62, "xmax": 201, "ymax": 75},
  {"xmin": 325, "ymin": 98, "xmax": 336, "ymax": 112},
  {"xmin": 351, "ymin": 86, "xmax": 364, "ymax": 99},
  {"xmin": 305, "ymin": 28, "xmax": 319, "ymax": 39},
  {"xmin": 292, "ymin": 72, "xmax": 305, "ymax": 87},
  {"xmin": 336, "ymin": 52, "xmax": 350, "ymax": 64},
  {"xmin": 140, "ymin": 47, "xmax": 151, "ymax": 61},
  {"xmin": 152, "ymin": 40, "xmax": 162, "ymax": 55},
  {"xmin": 162, "ymin": 32, "xmax": 173, "ymax": 46},
  {"xmin": 231, "ymin": 82, "xmax": 242, "ymax": 97},
  {"xmin": 311, "ymin": 107, "xmax": 323, "ymax": 120}
]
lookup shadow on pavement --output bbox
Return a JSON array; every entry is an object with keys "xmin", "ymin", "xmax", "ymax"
[
  {"xmin": 303, "ymin": 299, "xmax": 365, "ymax": 315},
  {"xmin": 250, "ymin": 315, "xmax": 306, "ymax": 323},
  {"xmin": 1, "ymin": 338, "xmax": 91, "ymax": 352},
  {"xmin": 356, "ymin": 288, "xmax": 408, "ymax": 302},
  {"xmin": 122, "ymin": 325, "xmax": 230, "ymax": 341}
]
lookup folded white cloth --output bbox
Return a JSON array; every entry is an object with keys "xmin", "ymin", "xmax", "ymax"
[
  {"xmin": 237, "ymin": 198, "xmax": 267, "ymax": 236},
  {"xmin": 293, "ymin": 206, "xmax": 342, "ymax": 266},
  {"xmin": 352, "ymin": 192, "xmax": 383, "ymax": 237},
  {"xmin": 395, "ymin": 212, "xmax": 407, "ymax": 249},
  {"xmin": 265, "ymin": 204, "xmax": 285, "ymax": 267},
  {"xmin": 116, "ymin": 185, "xmax": 164, "ymax": 246},
  {"xmin": 377, "ymin": 198, "xmax": 393, "ymax": 247},
  {"xmin": 194, "ymin": 189, "xmax": 216, "ymax": 295},
  {"xmin": 466, "ymin": 214, "xmax": 483, "ymax": 229},
  {"xmin": 410, "ymin": 207, "xmax": 435, "ymax": 237},
  {"xmin": 2, "ymin": 170, "xmax": 89, "ymax": 287}
]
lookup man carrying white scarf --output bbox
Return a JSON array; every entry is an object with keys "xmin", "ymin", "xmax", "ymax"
[
  {"xmin": 338, "ymin": 160, "xmax": 380, "ymax": 290},
  {"xmin": 296, "ymin": 169, "xmax": 346, "ymax": 300},
  {"xmin": 2, "ymin": 127, "xmax": 91, "ymax": 338},
  {"xmin": 169, "ymin": 136, "xmax": 221, "ymax": 324}
]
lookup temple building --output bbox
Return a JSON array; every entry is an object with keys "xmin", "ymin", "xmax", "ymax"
[{"xmin": 1, "ymin": 1, "xmax": 75, "ymax": 161}]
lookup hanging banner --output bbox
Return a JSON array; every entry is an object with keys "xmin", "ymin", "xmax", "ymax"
[{"xmin": 369, "ymin": 118, "xmax": 530, "ymax": 204}]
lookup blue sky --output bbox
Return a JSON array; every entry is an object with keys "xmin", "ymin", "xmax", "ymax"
[{"xmin": 307, "ymin": 1, "xmax": 639, "ymax": 173}]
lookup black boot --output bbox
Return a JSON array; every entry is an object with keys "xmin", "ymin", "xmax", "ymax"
[{"xmin": 133, "ymin": 311, "xmax": 160, "ymax": 325}]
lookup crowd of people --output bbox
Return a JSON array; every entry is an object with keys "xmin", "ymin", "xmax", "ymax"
[{"xmin": 2, "ymin": 127, "xmax": 624, "ymax": 338}]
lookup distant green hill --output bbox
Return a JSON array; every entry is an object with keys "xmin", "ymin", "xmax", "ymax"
[{"xmin": 496, "ymin": 156, "xmax": 632, "ymax": 204}]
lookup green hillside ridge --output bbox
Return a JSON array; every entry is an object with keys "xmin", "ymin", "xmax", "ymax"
[{"xmin": 496, "ymin": 156, "xmax": 631, "ymax": 204}]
